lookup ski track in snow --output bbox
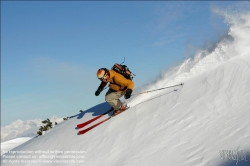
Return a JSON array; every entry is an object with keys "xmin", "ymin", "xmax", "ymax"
[{"xmin": 1, "ymin": 9, "xmax": 250, "ymax": 166}]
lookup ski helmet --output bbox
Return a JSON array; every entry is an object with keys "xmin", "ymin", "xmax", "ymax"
[{"xmin": 97, "ymin": 68, "xmax": 107, "ymax": 79}]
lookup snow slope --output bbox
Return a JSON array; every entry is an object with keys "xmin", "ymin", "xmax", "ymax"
[
  {"xmin": 1, "ymin": 10, "xmax": 250, "ymax": 166},
  {"xmin": 1, "ymin": 51, "xmax": 250, "ymax": 166}
]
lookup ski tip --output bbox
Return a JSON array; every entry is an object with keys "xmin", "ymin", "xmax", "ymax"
[
  {"xmin": 77, "ymin": 131, "xmax": 85, "ymax": 135},
  {"xmin": 75, "ymin": 127, "xmax": 79, "ymax": 130}
]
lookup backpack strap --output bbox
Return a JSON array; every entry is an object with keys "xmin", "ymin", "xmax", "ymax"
[{"xmin": 110, "ymin": 76, "xmax": 127, "ymax": 91}]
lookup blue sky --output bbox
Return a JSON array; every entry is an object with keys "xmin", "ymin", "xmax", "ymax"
[{"xmin": 1, "ymin": 1, "xmax": 244, "ymax": 126}]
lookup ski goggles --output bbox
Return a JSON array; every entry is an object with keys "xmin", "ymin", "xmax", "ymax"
[
  {"xmin": 99, "ymin": 74, "xmax": 107, "ymax": 81},
  {"xmin": 98, "ymin": 71, "xmax": 109, "ymax": 81}
]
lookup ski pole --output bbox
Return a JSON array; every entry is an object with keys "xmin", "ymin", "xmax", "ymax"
[{"xmin": 132, "ymin": 82, "xmax": 184, "ymax": 96}]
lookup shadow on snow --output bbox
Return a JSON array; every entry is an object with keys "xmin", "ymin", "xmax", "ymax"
[{"xmin": 70, "ymin": 102, "xmax": 111, "ymax": 120}]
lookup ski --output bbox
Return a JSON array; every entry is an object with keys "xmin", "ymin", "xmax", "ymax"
[
  {"xmin": 76, "ymin": 108, "xmax": 114, "ymax": 129},
  {"xmin": 78, "ymin": 107, "xmax": 129, "ymax": 135},
  {"xmin": 78, "ymin": 117, "xmax": 110, "ymax": 135}
]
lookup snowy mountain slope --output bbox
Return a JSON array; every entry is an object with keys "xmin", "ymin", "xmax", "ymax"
[
  {"xmin": 1, "ymin": 10, "xmax": 250, "ymax": 166},
  {"xmin": 1, "ymin": 52, "xmax": 250, "ymax": 166},
  {"xmin": 1, "ymin": 116, "xmax": 64, "ymax": 142},
  {"xmin": 130, "ymin": 11, "xmax": 250, "ymax": 106}
]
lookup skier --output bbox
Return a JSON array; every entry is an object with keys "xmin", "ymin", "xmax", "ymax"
[{"xmin": 95, "ymin": 68, "xmax": 134, "ymax": 115}]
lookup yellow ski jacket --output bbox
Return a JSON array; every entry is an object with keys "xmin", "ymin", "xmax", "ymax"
[{"xmin": 99, "ymin": 70, "xmax": 134, "ymax": 93}]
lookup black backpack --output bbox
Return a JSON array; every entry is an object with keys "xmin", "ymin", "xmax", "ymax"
[{"xmin": 111, "ymin": 63, "xmax": 135, "ymax": 80}]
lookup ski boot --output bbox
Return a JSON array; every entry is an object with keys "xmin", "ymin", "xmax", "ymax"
[{"xmin": 112, "ymin": 105, "xmax": 127, "ymax": 116}]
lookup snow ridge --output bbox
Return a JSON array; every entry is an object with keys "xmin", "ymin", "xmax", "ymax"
[
  {"xmin": 164, "ymin": 10, "xmax": 249, "ymax": 83},
  {"xmin": 151, "ymin": 11, "xmax": 248, "ymax": 86},
  {"xmin": 130, "ymin": 10, "xmax": 250, "ymax": 107}
]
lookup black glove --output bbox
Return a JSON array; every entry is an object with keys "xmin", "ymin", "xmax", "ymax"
[
  {"xmin": 95, "ymin": 87, "xmax": 103, "ymax": 96},
  {"xmin": 124, "ymin": 89, "xmax": 132, "ymax": 99}
]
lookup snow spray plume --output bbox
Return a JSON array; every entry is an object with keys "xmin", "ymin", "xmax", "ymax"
[{"xmin": 129, "ymin": 7, "xmax": 250, "ymax": 107}]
